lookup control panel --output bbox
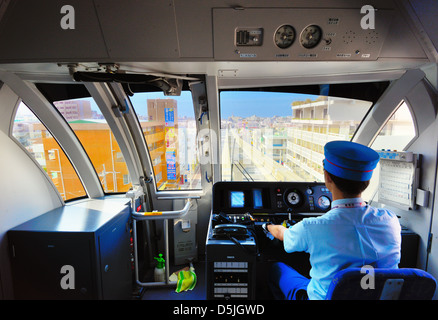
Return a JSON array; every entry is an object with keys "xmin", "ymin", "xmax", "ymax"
[
  {"xmin": 377, "ymin": 150, "xmax": 414, "ymax": 162},
  {"xmin": 206, "ymin": 181, "xmax": 332, "ymax": 300},
  {"xmin": 213, "ymin": 8, "xmax": 393, "ymax": 61},
  {"xmin": 212, "ymin": 181, "xmax": 333, "ymax": 215}
]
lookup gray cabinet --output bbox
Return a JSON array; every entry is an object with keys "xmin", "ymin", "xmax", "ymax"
[{"xmin": 8, "ymin": 199, "xmax": 132, "ymax": 300}]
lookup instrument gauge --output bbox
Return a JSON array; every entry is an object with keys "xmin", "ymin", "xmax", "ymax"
[
  {"xmin": 300, "ymin": 25, "xmax": 322, "ymax": 49},
  {"xmin": 318, "ymin": 195, "xmax": 331, "ymax": 210},
  {"xmin": 284, "ymin": 189, "xmax": 302, "ymax": 208},
  {"xmin": 274, "ymin": 24, "xmax": 296, "ymax": 49}
]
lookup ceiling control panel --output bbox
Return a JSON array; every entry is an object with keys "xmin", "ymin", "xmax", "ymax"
[{"xmin": 213, "ymin": 8, "xmax": 393, "ymax": 61}]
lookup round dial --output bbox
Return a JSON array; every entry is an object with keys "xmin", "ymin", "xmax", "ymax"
[
  {"xmin": 318, "ymin": 195, "xmax": 331, "ymax": 210},
  {"xmin": 300, "ymin": 25, "xmax": 322, "ymax": 49},
  {"xmin": 274, "ymin": 25, "xmax": 296, "ymax": 49},
  {"xmin": 285, "ymin": 190, "xmax": 302, "ymax": 207}
]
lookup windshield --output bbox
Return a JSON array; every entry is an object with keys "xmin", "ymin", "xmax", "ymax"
[{"xmin": 220, "ymin": 91, "xmax": 372, "ymax": 182}]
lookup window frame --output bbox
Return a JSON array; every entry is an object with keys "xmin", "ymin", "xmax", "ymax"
[
  {"xmin": 363, "ymin": 99, "xmax": 418, "ymax": 204},
  {"xmin": 6, "ymin": 78, "xmax": 106, "ymax": 201},
  {"xmin": 35, "ymin": 81, "xmax": 158, "ymax": 198},
  {"xmin": 124, "ymin": 86, "xmax": 206, "ymax": 195}
]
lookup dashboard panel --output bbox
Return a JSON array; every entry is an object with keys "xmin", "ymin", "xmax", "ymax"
[{"xmin": 212, "ymin": 181, "xmax": 332, "ymax": 215}]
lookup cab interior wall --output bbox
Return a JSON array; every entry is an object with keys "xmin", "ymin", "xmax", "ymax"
[
  {"xmin": 398, "ymin": 77, "xmax": 438, "ymax": 270},
  {"xmin": 357, "ymin": 74, "xmax": 438, "ymax": 269},
  {"xmin": 0, "ymin": 83, "xmax": 65, "ymax": 299}
]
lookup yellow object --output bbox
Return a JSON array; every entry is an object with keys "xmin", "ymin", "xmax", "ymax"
[
  {"xmin": 142, "ymin": 211, "xmax": 163, "ymax": 216},
  {"xmin": 174, "ymin": 266, "xmax": 197, "ymax": 293}
]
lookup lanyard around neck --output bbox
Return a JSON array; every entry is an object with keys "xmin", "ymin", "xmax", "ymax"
[{"xmin": 331, "ymin": 199, "xmax": 366, "ymax": 210}]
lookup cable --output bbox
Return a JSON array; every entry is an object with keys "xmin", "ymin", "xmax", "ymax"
[{"xmin": 226, "ymin": 234, "xmax": 258, "ymax": 257}]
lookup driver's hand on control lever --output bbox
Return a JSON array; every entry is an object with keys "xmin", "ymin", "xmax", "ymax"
[{"xmin": 263, "ymin": 223, "xmax": 287, "ymax": 241}]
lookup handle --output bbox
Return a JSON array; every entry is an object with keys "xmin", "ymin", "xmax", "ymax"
[{"xmin": 132, "ymin": 199, "xmax": 192, "ymax": 221}]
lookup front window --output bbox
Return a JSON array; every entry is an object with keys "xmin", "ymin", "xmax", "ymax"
[
  {"xmin": 220, "ymin": 91, "xmax": 372, "ymax": 182},
  {"xmin": 130, "ymin": 91, "xmax": 201, "ymax": 191}
]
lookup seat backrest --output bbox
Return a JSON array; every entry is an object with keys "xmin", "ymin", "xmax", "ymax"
[{"xmin": 326, "ymin": 268, "xmax": 437, "ymax": 300}]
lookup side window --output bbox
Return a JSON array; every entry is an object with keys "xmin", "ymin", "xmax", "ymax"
[
  {"xmin": 130, "ymin": 91, "xmax": 201, "ymax": 191},
  {"xmin": 53, "ymin": 97, "xmax": 132, "ymax": 193},
  {"xmin": 371, "ymin": 100, "xmax": 417, "ymax": 151},
  {"xmin": 363, "ymin": 100, "xmax": 417, "ymax": 202},
  {"xmin": 12, "ymin": 102, "xmax": 87, "ymax": 201}
]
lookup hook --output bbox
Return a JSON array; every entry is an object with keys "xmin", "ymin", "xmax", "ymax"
[{"xmin": 205, "ymin": 171, "xmax": 212, "ymax": 183}]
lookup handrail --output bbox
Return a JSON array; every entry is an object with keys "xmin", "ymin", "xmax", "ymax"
[
  {"xmin": 131, "ymin": 199, "xmax": 192, "ymax": 220},
  {"xmin": 126, "ymin": 187, "xmax": 195, "ymax": 288}
]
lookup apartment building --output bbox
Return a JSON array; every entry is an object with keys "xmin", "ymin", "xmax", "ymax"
[
  {"xmin": 286, "ymin": 97, "xmax": 372, "ymax": 181},
  {"xmin": 19, "ymin": 98, "xmax": 187, "ymax": 200}
]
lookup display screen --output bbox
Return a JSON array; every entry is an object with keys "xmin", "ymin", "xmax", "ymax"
[
  {"xmin": 230, "ymin": 191, "xmax": 245, "ymax": 208},
  {"xmin": 253, "ymin": 189, "xmax": 263, "ymax": 209}
]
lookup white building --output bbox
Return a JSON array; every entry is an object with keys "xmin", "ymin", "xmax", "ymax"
[{"xmin": 286, "ymin": 97, "xmax": 372, "ymax": 181}]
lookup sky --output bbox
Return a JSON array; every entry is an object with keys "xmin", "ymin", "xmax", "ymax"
[
  {"xmin": 57, "ymin": 90, "xmax": 320, "ymax": 120},
  {"xmin": 219, "ymin": 91, "xmax": 318, "ymax": 118},
  {"xmin": 128, "ymin": 90, "xmax": 319, "ymax": 119}
]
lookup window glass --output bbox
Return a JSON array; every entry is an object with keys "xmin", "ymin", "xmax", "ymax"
[
  {"xmin": 371, "ymin": 101, "xmax": 416, "ymax": 151},
  {"xmin": 12, "ymin": 102, "xmax": 87, "ymax": 201},
  {"xmin": 363, "ymin": 100, "xmax": 417, "ymax": 202},
  {"xmin": 52, "ymin": 97, "xmax": 132, "ymax": 193},
  {"xmin": 220, "ymin": 91, "xmax": 372, "ymax": 182},
  {"xmin": 130, "ymin": 91, "xmax": 201, "ymax": 191}
]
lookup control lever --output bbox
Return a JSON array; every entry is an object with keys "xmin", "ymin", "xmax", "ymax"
[{"xmin": 212, "ymin": 212, "xmax": 231, "ymax": 225}]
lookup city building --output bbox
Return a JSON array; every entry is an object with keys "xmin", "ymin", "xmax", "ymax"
[
  {"xmin": 146, "ymin": 98, "xmax": 180, "ymax": 190},
  {"xmin": 54, "ymin": 99, "xmax": 93, "ymax": 121},
  {"xmin": 286, "ymin": 97, "xmax": 372, "ymax": 181},
  {"xmin": 23, "ymin": 98, "xmax": 194, "ymax": 200}
]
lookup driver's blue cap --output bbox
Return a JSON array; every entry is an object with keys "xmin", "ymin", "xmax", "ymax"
[{"xmin": 323, "ymin": 141, "xmax": 380, "ymax": 181}]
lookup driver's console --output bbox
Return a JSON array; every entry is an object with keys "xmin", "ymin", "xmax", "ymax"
[
  {"xmin": 205, "ymin": 181, "xmax": 333, "ymax": 300},
  {"xmin": 205, "ymin": 181, "xmax": 418, "ymax": 300}
]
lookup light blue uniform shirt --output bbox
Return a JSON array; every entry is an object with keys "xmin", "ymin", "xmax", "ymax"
[{"xmin": 283, "ymin": 198, "xmax": 402, "ymax": 300}]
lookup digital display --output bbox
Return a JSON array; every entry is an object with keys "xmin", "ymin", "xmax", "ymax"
[
  {"xmin": 253, "ymin": 189, "xmax": 263, "ymax": 209},
  {"xmin": 230, "ymin": 191, "xmax": 245, "ymax": 208}
]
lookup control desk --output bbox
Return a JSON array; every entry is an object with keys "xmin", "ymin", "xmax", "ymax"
[
  {"xmin": 205, "ymin": 181, "xmax": 333, "ymax": 300},
  {"xmin": 205, "ymin": 181, "xmax": 419, "ymax": 300}
]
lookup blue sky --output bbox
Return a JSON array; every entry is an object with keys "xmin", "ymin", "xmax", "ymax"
[
  {"xmin": 87, "ymin": 90, "xmax": 319, "ymax": 119},
  {"xmin": 220, "ymin": 91, "xmax": 318, "ymax": 118}
]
